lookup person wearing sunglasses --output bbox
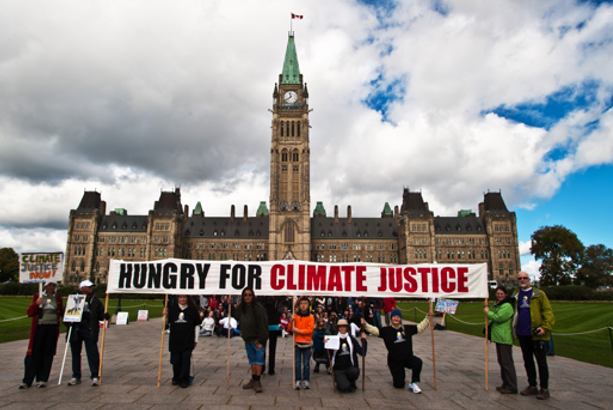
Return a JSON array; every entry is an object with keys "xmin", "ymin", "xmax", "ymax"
[
  {"xmin": 234, "ymin": 287, "xmax": 269, "ymax": 393},
  {"xmin": 512, "ymin": 272, "xmax": 555, "ymax": 400}
]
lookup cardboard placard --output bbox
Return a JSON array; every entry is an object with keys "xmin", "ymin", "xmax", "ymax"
[
  {"xmin": 63, "ymin": 295, "xmax": 86, "ymax": 323},
  {"xmin": 116, "ymin": 311, "xmax": 129, "ymax": 325}
]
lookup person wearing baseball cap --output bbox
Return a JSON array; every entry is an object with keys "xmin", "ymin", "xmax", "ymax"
[
  {"xmin": 328, "ymin": 319, "xmax": 367, "ymax": 393},
  {"xmin": 362, "ymin": 307, "xmax": 432, "ymax": 393},
  {"xmin": 19, "ymin": 280, "xmax": 63, "ymax": 389},
  {"xmin": 66, "ymin": 280, "xmax": 110, "ymax": 387}
]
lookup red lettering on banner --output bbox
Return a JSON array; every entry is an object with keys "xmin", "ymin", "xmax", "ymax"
[
  {"xmin": 341, "ymin": 266, "xmax": 354, "ymax": 292},
  {"xmin": 298, "ymin": 265, "xmax": 306, "ymax": 290},
  {"xmin": 287, "ymin": 265, "xmax": 297, "ymax": 290},
  {"xmin": 457, "ymin": 267, "xmax": 469, "ymax": 292},
  {"xmin": 418, "ymin": 267, "xmax": 429, "ymax": 292},
  {"xmin": 378, "ymin": 268, "xmax": 387, "ymax": 291},
  {"xmin": 440, "ymin": 267, "xmax": 455, "ymax": 293},
  {"xmin": 403, "ymin": 267, "xmax": 418, "ymax": 292},
  {"xmin": 356, "ymin": 266, "xmax": 367, "ymax": 291},
  {"xmin": 389, "ymin": 268, "xmax": 402, "ymax": 292},
  {"xmin": 431, "ymin": 267, "xmax": 439, "ymax": 292},
  {"xmin": 271, "ymin": 265, "xmax": 284, "ymax": 290},
  {"xmin": 328, "ymin": 266, "xmax": 342, "ymax": 292},
  {"xmin": 307, "ymin": 265, "xmax": 327, "ymax": 291}
]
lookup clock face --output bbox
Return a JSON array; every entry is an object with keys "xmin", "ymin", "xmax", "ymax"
[{"xmin": 284, "ymin": 91, "xmax": 298, "ymax": 103}]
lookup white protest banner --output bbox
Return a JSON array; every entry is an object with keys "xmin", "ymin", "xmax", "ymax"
[
  {"xmin": 19, "ymin": 252, "xmax": 64, "ymax": 283},
  {"xmin": 63, "ymin": 295, "xmax": 86, "ymax": 323},
  {"xmin": 107, "ymin": 259, "xmax": 488, "ymax": 299},
  {"xmin": 435, "ymin": 298, "xmax": 459, "ymax": 314}
]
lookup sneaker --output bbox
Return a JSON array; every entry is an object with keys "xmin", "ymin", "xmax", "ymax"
[
  {"xmin": 67, "ymin": 378, "xmax": 81, "ymax": 386},
  {"xmin": 91, "ymin": 378, "xmax": 99, "ymax": 386},
  {"xmin": 302, "ymin": 381, "xmax": 310, "ymax": 390},
  {"xmin": 520, "ymin": 386, "xmax": 539, "ymax": 396},
  {"xmin": 18, "ymin": 383, "xmax": 29, "ymax": 389},
  {"xmin": 295, "ymin": 381, "xmax": 301, "ymax": 390},
  {"xmin": 243, "ymin": 379, "xmax": 255, "ymax": 389},
  {"xmin": 180, "ymin": 381, "xmax": 189, "ymax": 389},
  {"xmin": 254, "ymin": 381, "xmax": 263, "ymax": 393},
  {"xmin": 408, "ymin": 382, "xmax": 422, "ymax": 394},
  {"xmin": 37, "ymin": 382, "xmax": 47, "ymax": 388},
  {"xmin": 536, "ymin": 389, "xmax": 550, "ymax": 400}
]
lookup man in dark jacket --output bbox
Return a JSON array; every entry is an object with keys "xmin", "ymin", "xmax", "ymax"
[{"xmin": 67, "ymin": 280, "xmax": 109, "ymax": 387}]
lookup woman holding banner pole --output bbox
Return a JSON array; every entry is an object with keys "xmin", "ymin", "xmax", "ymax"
[{"xmin": 20, "ymin": 280, "xmax": 63, "ymax": 389}]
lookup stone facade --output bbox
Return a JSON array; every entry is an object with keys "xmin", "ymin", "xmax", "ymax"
[{"xmin": 63, "ymin": 33, "xmax": 520, "ymax": 288}]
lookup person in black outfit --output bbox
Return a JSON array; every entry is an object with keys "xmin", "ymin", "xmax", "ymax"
[
  {"xmin": 261, "ymin": 296, "xmax": 282, "ymax": 375},
  {"xmin": 329, "ymin": 319, "xmax": 367, "ymax": 393},
  {"xmin": 362, "ymin": 308, "xmax": 432, "ymax": 393},
  {"xmin": 67, "ymin": 280, "xmax": 110, "ymax": 387},
  {"xmin": 163, "ymin": 294, "xmax": 201, "ymax": 388}
]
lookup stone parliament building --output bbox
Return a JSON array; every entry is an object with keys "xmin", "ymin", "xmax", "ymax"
[{"xmin": 64, "ymin": 34, "xmax": 520, "ymax": 288}]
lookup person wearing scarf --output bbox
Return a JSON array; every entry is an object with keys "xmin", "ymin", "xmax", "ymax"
[
  {"xmin": 329, "ymin": 319, "xmax": 367, "ymax": 393},
  {"xmin": 362, "ymin": 308, "xmax": 432, "ymax": 394},
  {"xmin": 163, "ymin": 294, "xmax": 202, "ymax": 388},
  {"xmin": 19, "ymin": 280, "xmax": 64, "ymax": 389},
  {"xmin": 484, "ymin": 285, "xmax": 517, "ymax": 394}
]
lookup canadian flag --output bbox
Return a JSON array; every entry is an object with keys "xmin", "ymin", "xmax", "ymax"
[{"xmin": 291, "ymin": 13, "xmax": 303, "ymax": 19}]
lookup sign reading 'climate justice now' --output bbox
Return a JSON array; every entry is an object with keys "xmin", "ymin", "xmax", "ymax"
[{"xmin": 108, "ymin": 259, "xmax": 488, "ymax": 299}]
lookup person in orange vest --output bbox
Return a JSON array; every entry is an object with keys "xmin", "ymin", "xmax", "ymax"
[{"xmin": 289, "ymin": 297, "xmax": 315, "ymax": 389}]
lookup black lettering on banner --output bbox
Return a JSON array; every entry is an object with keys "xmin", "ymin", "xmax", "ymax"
[
  {"xmin": 180, "ymin": 263, "xmax": 195, "ymax": 289},
  {"xmin": 119, "ymin": 264, "xmax": 132, "ymax": 289},
  {"xmin": 247, "ymin": 264, "xmax": 262, "ymax": 290},
  {"xmin": 219, "ymin": 264, "xmax": 231, "ymax": 289},
  {"xmin": 196, "ymin": 264, "xmax": 210, "ymax": 289},
  {"xmin": 232, "ymin": 264, "xmax": 246, "ymax": 289},
  {"xmin": 148, "ymin": 263, "xmax": 162, "ymax": 288},
  {"xmin": 163, "ymin": 262, "xmax": 178, "ymax": 289},
  {"xmin": 133, "ymin": 264, "xmax": 146, "ymax": 289}
]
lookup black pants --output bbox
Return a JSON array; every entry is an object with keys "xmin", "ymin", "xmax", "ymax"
[
  {"xmin": 70, "ymin": 325, "xmax": 99, "ymax": 380},
  {"xmin": 518, "ymin": 335, "xmax": 549, "ymax": 390},
  {"xmin": 496, "ymin": 343, "xmax": 517, "ymax": 392},
  {"xmin": 335, "ymin": 366, "xmax": 359, "ymax": 392},
  {"xmin": 23, "ymin": 324, "xmax": 58, "ymax": 386},
  {"xmin": 389, "ymin": 355, "xmax": 422, "ymax": 388},
  {"xmin": 170, "ymin": 349, "xmax": 193, "ymax": 385},
  {"xmin": 265, "ymin": 330, "xmax": 279, "ymax": 374}
]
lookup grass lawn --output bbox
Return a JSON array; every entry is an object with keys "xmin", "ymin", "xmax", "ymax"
[
  {"xmin": 396, "ymin": 300, "xmax": 613, "ymax": 369},
  {"xmin": 0, "ymin": 297, "xmax": 164, "ymax": 344}
]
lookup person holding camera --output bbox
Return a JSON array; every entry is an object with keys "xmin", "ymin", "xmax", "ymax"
[{"xmin": 512, "ymin": 272, "xmax": 555, "ymax": 400}]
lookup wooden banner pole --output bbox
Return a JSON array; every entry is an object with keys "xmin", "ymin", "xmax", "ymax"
[
  {"xmin": 226, "ymin": 296, "xmax": 232, "ymax": 390},
  {"xmin": 292, "ymin": 295, "xmax": 296, "ymax": 389},
  {"xmin": 157, "ymin": 295, "xmax": 168, "ymax": 388},
  {"xmin": 429, "ymin": 300, "xmax": 437, "ymax": 390},
  {"xmin": 98, "ymin": 293, "xmax": 110, "ymax": 385},
  {"xmin": 485, "ymin": 297, "xmax": 489, "ymax": 391},
  {"xmin": 327, "ymin": 349, "xmax": 336, "ymax": 392}
]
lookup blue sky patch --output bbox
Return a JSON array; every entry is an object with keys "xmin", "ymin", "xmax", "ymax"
[
  {"xmin": 486, "ymin": 80, "xmax": 602, "ymax": 130},
  {"xmin": 363, "ymin": 72, "xmax": 406, "ymax": 122}
]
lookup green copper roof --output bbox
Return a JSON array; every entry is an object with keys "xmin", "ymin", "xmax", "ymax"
[
  {"xmin": 313, "ymin": 201, "xmax": 326, "ymax": 217},
  {"xmin": 114, "ymin": 208, "xmax": 127, "ymax": 216},
  {"xmin": 458, "ymin": 209, "xmax": 472, "ymax": 217},
  {"xmin": 194, "ymin": 201, "xmax": 203, "ymax": 215},
  {"xmin": 256, "ymin": 201, "xmax": 269, "ymax": 217},
  {"xmin": 281, "ymin": 34, "xmax": 301, "ymax": 84},
  {"xmin": 382, "ymin": 202, "xmax": 393, "ymax": 216}
]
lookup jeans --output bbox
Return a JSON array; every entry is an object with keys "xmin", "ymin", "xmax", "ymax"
[
  {"xmin": 70, "ymin": 325, "xmax": 100, "ymax": 380},
  {"xmin": 295, "ymin": 345, "xmax": 311, "ymax": 382}
]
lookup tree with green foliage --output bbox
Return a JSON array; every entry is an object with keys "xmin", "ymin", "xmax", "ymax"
[
  {"xmin": 576, "ymin": 244, "xmax": 613, "ymax": 289},
  {"xmin": 531, "ymin": 225, "xmax": 584, "ymax": 286},
  {"xmin": 0, "ymin": 247, "xmax": 19, "ymax": 282}
]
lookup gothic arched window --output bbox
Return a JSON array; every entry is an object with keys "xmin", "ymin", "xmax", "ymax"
[{"xmin": 284, "ymin": 223, "xmax": 295, "ymax": 243}]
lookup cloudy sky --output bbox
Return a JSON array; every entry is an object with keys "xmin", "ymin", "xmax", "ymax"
[{"xmin": 1, "ymin": 0, "xmax": 612, "ymax": 277}]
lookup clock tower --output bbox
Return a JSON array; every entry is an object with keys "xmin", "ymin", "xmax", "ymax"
[{"xmin": 269, "ymin": 33, "xmax": 311, "ymax": 261}]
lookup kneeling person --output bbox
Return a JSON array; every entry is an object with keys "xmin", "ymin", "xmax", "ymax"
[
  {"xmin": 329, "ymin": 319, "xmax": 367, "ymax": 393},
  {"xmin": 362, "ymin": 308, "xmax": 432, "ymax": 393}
]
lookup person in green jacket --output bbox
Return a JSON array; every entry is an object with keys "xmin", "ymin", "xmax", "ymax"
[
  {"xmin": 512, "ymin": 272, "xmax": 555, "ymax": 400},
  {"xmin": 484, "ymin": 285, "xmax": 517, "ymax": 394}
]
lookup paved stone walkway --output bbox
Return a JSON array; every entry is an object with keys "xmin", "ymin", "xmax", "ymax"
[{"xmin": 1, "ymin": 317, "xmax": 612, "ymax": 410}]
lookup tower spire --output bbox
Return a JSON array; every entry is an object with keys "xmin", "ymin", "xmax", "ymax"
[{"xmin": 281, "ymin": 34, "xmax": 301, "ymax": 85}]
